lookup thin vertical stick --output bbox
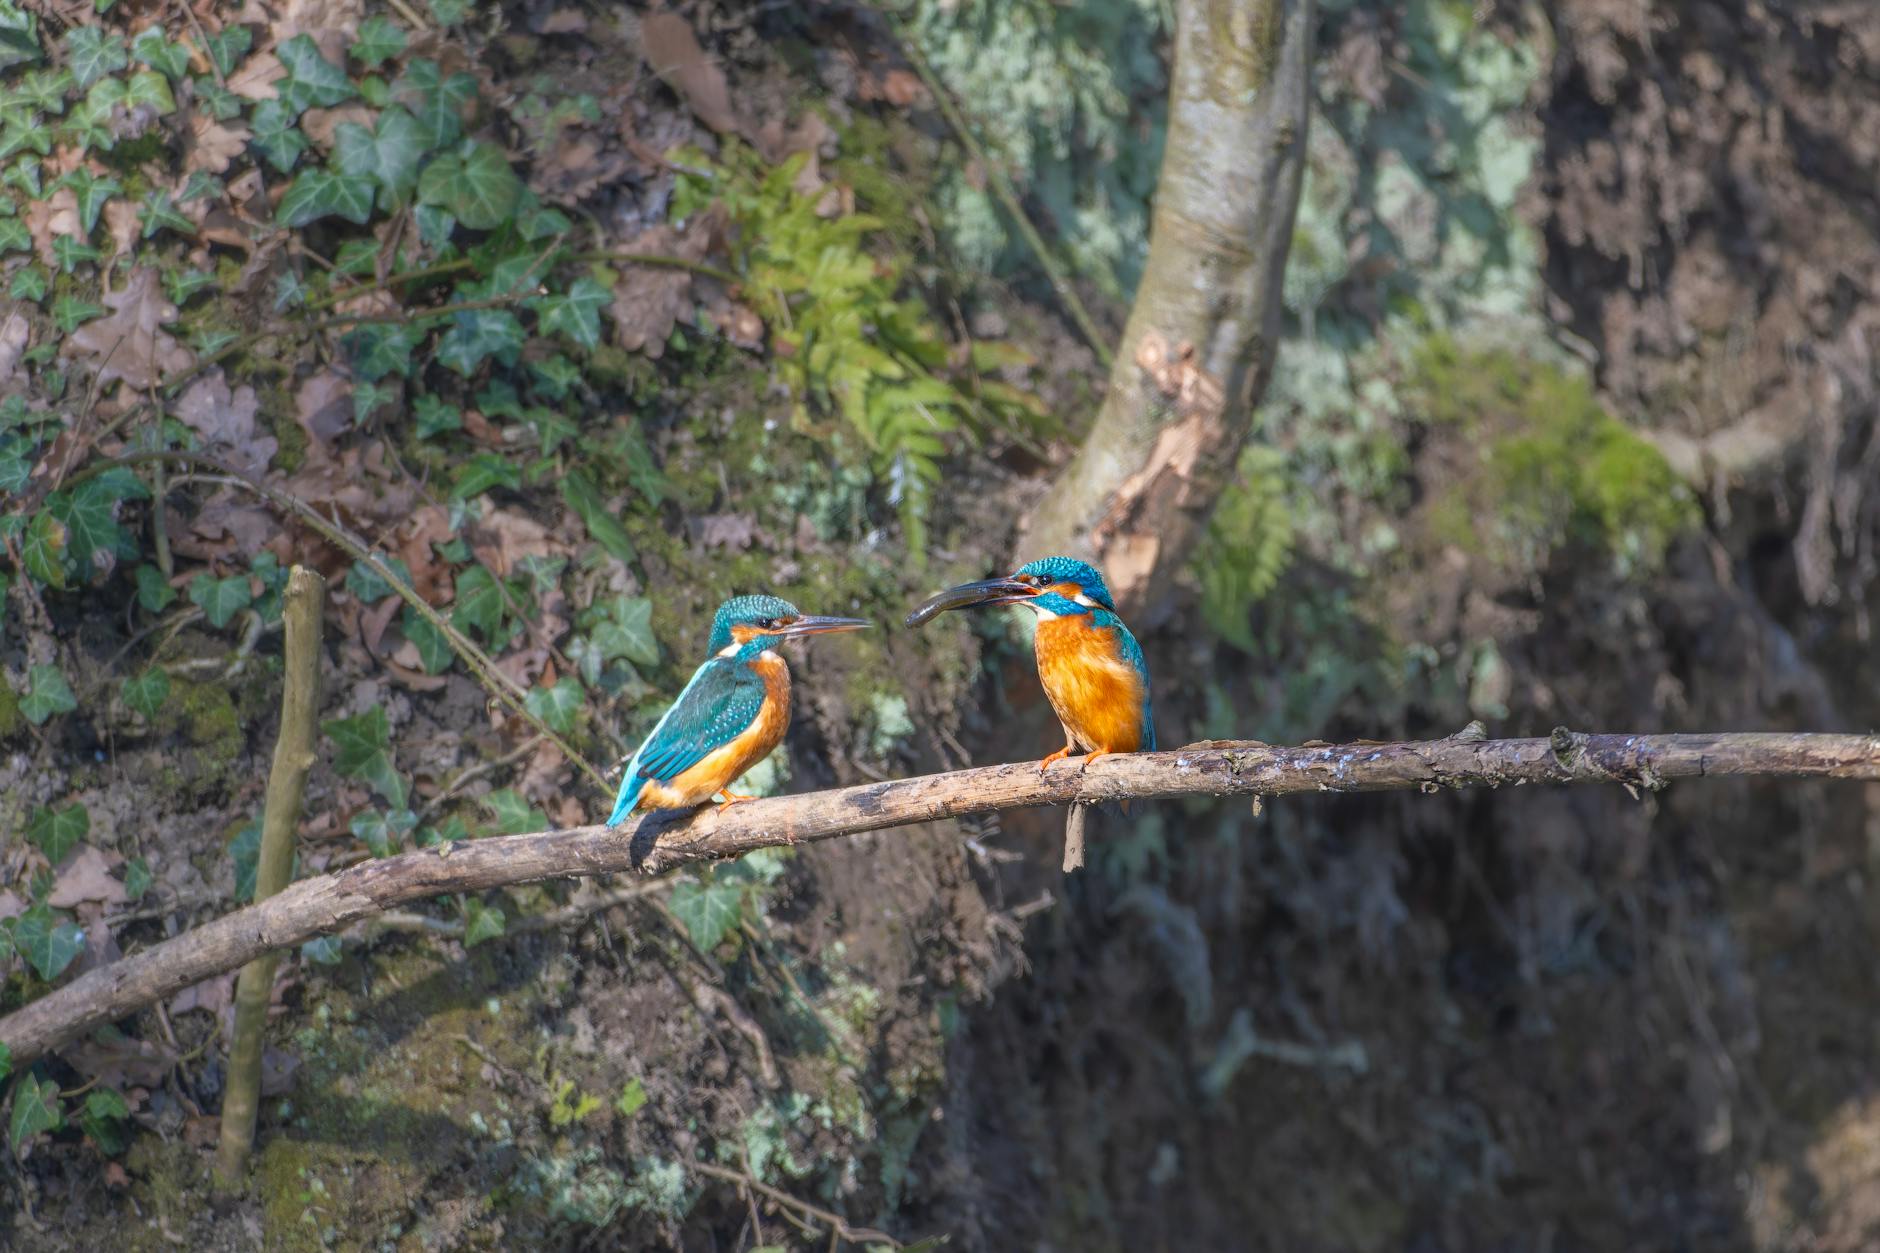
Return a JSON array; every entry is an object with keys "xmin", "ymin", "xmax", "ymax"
[
  {"xmin": 1062, "ymin": 803, "xmax": 1089, "ymax": 873},
  {"xmin": 215, "ymin": 566, "xmax": 324, "ymax": 1183}
]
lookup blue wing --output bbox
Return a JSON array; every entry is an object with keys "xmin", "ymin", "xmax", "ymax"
[
  {"xmin": 1096, "ymin": 609, "xmax": 1156, "ymax": 751},
  {"xmin": 607, "ymin": 657, "xmax": 767, "ymax": 824}
]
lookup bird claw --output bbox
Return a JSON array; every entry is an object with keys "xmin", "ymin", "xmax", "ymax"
[
  {"xmin": 1038, "ymin": 747, "xmax": 1074, "ymax": 773},
  {"xmin": 714, "ymin": 791, "xmax": 758, "ymax": 811}
]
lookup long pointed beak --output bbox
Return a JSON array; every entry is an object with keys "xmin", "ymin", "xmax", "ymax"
[
  {"xmin": 904, "ymin": 577, "xmax": 1037, "ymax": 628},
  {"xmin": 770, "ymin": 615, "xmax": 872, "ymax": 639}
]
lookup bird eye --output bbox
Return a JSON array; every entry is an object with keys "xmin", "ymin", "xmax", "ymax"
[{"xmin": 756, "ymin": 618, "xmax": 777, "ymax": 630}]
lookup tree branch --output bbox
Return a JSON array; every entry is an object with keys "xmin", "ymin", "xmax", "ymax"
[{"xmin": 3, "ymin": 729, "xmax": 1875, "ymax": 1067}]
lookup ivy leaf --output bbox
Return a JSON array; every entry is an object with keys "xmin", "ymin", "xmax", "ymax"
[
  {"xmin": 524, "ymin": 677, "xmax": 583, "ymax": 735},
  {"xmin": 342, "ymin": 319, "xmax": 422, "ymax": 382},
  {"xmin": 64, "ymin": 26, "xmax": 126, "ymax": 88},
  {"xmin": 560, "ymin": 471, "xmax": 636, "ymax": 566},
  {"xmin": 133, "ymin": 563, "xmax": 175, "ymax": 612},
  {"xmin": 125, "ymin": 69, "xmax": 176, "ymax": 114},
  {"xmin": 417, "ymin": 142, "xmax": 521, "ymax": 230},
  {"xmin": 20, "ymin": 510, "xmax": 65, "ymax": 588},
  {"xmin": 203, "ymin": 25, "xmax": 251, "ymax": 78},
  {"xmin": 350, "ymin": 807, "xmax": 416, "ymax": 858},
  {"xmin": 434, "ymin": 308, "xmax": 524, "ymax": 375},
  {"xmin": 414, "ymin": 203, "xmax": 454, "ymax": 247},
  {"xmin": 78, "ymin": 1087, "xmax": 129, "ymax": 1155},
  {"xmin": 0, "ymin": 216, "xmax": 30, "ymax": 255},
  {"xmin": 123, "ymin": 858, "xmax": 151, "ymax": 902},
  {"xmin": 7, "ymin": 261, "xmax": 44, "ymax": 298},
  {"xmin": 61, "ymin": 167, "xmax": 121, "ymax": 236},
  {"xmin": 400, "ymin": 605, "xmax": 453, "ymax": 673},
  {"xmin": 0, "ymin": 2, "xmax": 38, "ymax": 73},
  {"xmin": 139, "ymin": 191, "xmax": 194, "ymax": 239},
  {"xmin": 189, "ymin": 571, "xmax": 253, "ymax": 628},
  {"xmin": 462, "ymin": 898, "xmax": 505, "ymax": 947},
  {"xmin": 450, "ymin": 564, "xmax": 505, "ymax": 638},
  {"xmin": 450, "ymin": 452, "xmax": 521, "ymax": 500},
  {"xmin": 334, "ymin": 105, "xmax": 426, "ymax": 209},
  {"xmin": 121, "ymin": 667, "xmax": 169, "ymax": 718},
  {"xmin": 131, "ymin": 26, "xmax": 189, "ymax": 79},
  {"xmin": 277, "ymin": 167, "xmax": 375, "ymax": 228},
  {"xmin": 601, "ymin": 596, "xmax": 660, "ymax": 666},
  {"xmin": 249, "ymin": 98, "xmax": 308, "ymax": 173},
  {"xmin": 480, "ymin": 788, "xmax": 545, "ymax": 835},
  {"xmin": 300, "ymin": 934, "xmax": 342, "ymax": 964},
  {"xmin": 413, "ymin": 395, "xmax": 461, "ymax": 439},
  {"xmin": 668, "ymin": 876, "xmax": 746, "ymax": 951},
  {"xmin": 324, "ymin": 707, "xmax": 406, "ymax": 808},
  {"xmin": 350, "ymin": 15, "xmax": 407, "ymax": 69},
  {"xmin": 26, "ymin": 803, "xmax": 88, "ymax": 863},
  {"xmin": 343, "ymin": 557, "xmax": 411, "ymax": 604},
  {"xmin": 19, "ymin": 664, "xmax": 75, "ymax": 725},
  {"xmin": 9, "ymin": 1076, "xmax": 62, "ymax": 1148},
  {"xmin": 530, "ymin": 277, "xmax": 608, "ymax": 350},
  {"xmin": 11, "ymin": 904, "xmax": 85, "ymax": 980},
  {"xmin": 228, "ymin": 818, "xmax": 260, "ymax": 901},
  {"xmin": 393, "ymin": 59, "xmax": 476, "ymax": 148},
  {"xmin": 0, "ymin": 450, "xmax": 28, "ymax": 495},
  {"xmin": 50, "ymin": 473, "xmax": 142, "ymax": 572},
  {"xmin": 275, "ymin": 34, "xmax": 356, "ymax": 113}
]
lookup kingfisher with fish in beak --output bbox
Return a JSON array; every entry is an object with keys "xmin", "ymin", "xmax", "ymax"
[{"xmin": 906, "ymin": 556, "xmax": 1155, "ymax": 770}]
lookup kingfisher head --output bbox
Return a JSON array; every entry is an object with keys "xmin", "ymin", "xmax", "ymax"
[
  {"xmin": 708, "ymin": 594, "xmax": 870, "ymax": 656},
  {"xmin": 904, "ymin": 556, "xmax": 1116, "ymax": 626}
]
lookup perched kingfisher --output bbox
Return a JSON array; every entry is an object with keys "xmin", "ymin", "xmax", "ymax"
[
  {"xmin": 606, "ymin": 595, "xmax": 869, "ymax": 825},
  {"xmin": 906, "ymin": 556, "xmax": 1155, "ymax": 770}
]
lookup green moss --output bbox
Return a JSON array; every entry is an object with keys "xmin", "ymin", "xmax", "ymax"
[
  {"xmin": 0, "ymin": 680, "xmax": 21, "ymax": 738},
  {"xmin": 1411, "ymin": 334, "xmax": 1698, "ymax": 575}
]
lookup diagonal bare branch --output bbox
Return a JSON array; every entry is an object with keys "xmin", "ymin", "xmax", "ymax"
[{"xmin": 2, "ymin": 727, "xmax": 1876, "ymax": 1067}]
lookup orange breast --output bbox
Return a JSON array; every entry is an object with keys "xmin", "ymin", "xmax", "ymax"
[
  {"xmin": 640, "ymin": 655, "xmax": 791, "ymax": 810},
  {"xmin": 1033, "ymin": 616, "xmax": 1146, "ymax": 754}
]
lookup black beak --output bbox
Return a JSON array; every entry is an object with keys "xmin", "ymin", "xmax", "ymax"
[
  {"xmin": 904, "ymin": 577, "xmax": 1037, "ymax": 628},
  {"xmin": 770, "ymin": 615, "xmax": 871, "ymax": 639}
]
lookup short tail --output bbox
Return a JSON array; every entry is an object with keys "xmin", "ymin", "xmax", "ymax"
[{"xmin": 606, "ymin": 771, "xmax": 645, "ymax": 826}]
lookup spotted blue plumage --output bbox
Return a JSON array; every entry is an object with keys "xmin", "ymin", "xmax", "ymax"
[{"xmin": 606, "ymin": 596, "xmax": 797, "ymax": 825}]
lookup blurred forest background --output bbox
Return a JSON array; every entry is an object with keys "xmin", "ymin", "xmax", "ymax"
[{"xmin": 2, "ymin": 0, "xmax": 1879, "ymax": 1249}]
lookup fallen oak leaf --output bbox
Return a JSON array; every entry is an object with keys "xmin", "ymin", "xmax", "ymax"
[
  {"xmin": 62, "ymin": 266, "xmax": 194, "ymax": 391},
  {"xmin": 48, "ymin": 844, "xmax": 128, "ymax": 909},
  {"xmin": 174, "ymin": 370, "xmax": 277, "ymax": 477}
]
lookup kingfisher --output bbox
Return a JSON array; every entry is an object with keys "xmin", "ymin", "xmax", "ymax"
[
  {"xmin": 906, "ymin": 556, "xmax": 1154, "ymax": 770},
  {"xmin": 606, "ymin": 595, "xmax": 869, "ymax": 825}
]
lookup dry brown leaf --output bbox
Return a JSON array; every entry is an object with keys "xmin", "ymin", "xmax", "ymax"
[
  {"xmin": 48, "ymin": 844, "xmax": 128, "ymax": 909},
  {"xmin": 392, "ymin": 504, "xmax": 456, "ymax": 602},
  {"xmin": 173, "ymin": 499, "xmax": 277, "ymax": 561},
  {"xmin": 171, "ymin": 972, "xmax": 236, "ymax": 1018},
  {"xmin": 294, "ymin": 368, "xmax": 353, "ymax": 457},
  {"xmin": 23, "ymin": 187, "xmax": 81, "ymax": 267},
  {"xmin": 0, "ymin": 305, "xmax": 28, "ymax": 385},
  {"xmin": 175, "ymin": 370, "xmax": 277, "ymax": 477},
  {"xmin": 101, "ymin": 199, "xmax": 139, "ymax": 259},
  {"xmin": 188, "ymin": 114, "xmax": 252, "ymax": 175},
  {"xmin": 57, "ymin": 1033, "xmax": 177, "ymax": 1089},
  {"xmin": 691, "ymin": 512, "xmax": 760, "ymax": 551},
  {"xmin": 227, "ymin": 50, "xmax": 284, "ymax": 101},
  {"xmin": 62, "ymin": 267, "xmax": 194, "ymax": 391},
  {"xmin": 300, "ymin": 104, "xmax": 375, "ymax": 151},
  {"xmin": 610, "ymin": 221, "xmax": 715, "ymax": 357},
  {"xmin": 539, "ymin": 9, "xmax": 587, "ymax": 33},
  {"xmin": 639, "ymin": 12, "xmax": 739, "ymax": 135},
  {"xmin": 469, "ymin": 507, "xmax": 565, "ymax": 577}
]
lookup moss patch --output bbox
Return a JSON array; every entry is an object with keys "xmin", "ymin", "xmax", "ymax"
[{"xmin": 1411, "ymin": 334, "xmax": 1698, "ymax": 575}]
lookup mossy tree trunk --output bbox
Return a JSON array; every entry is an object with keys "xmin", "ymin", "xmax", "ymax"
[{"xmin": 1019, "ymin": 0, "xmax": 1315, "ymax": 614}]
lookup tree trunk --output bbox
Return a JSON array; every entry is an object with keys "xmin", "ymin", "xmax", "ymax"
[{"xmin": 1019, "ymin": 0, "xmax": 1315, "ymax": 615}]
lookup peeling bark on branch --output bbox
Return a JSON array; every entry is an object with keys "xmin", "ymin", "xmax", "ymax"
[
  {"xmin": 1020, "ymin": 0, "xmax": 1315, "ymax": 613},
  {"xmin": 3, "ymin": 729, "xmax": 1876, "ymax": 1068}
]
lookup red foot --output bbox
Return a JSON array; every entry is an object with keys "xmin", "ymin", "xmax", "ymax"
[
  {"xmin": 714, "ymin": 790, "xmax": 758, "ymax": 811},
  {"xmin": 1038, "ymin": 746, "xmax": 1075, "ymax": 773},
  {"xmin": 1081, "ymin": 750, "xmax": 1112, "ymax": 771}
]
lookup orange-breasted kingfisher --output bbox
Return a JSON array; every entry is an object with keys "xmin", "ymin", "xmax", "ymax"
[
  {"xmin": 606, "ymin": 595, "xmax": 869, "ymax": 824},
  {"xmin": 906, "ymin": 556, "xmax": 1155, "ymax": 769}
]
